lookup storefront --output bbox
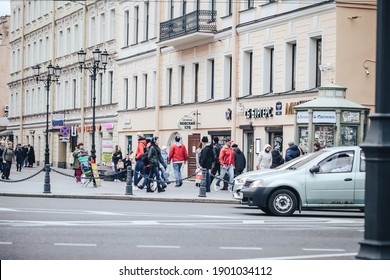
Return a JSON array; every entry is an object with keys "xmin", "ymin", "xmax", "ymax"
[{"xmin": 294, "ymin": 84, "xmax": 370, "ymax": 153}]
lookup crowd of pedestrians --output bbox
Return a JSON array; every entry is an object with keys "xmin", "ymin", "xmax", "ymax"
[{"xmin": 0, "ymin": 141, "xmax": 36, "ymax": 180}]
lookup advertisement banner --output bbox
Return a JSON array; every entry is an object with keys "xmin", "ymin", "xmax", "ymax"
[{"xmin": 101, "ymin": 139, "xmax": 113, "ymax": 164}]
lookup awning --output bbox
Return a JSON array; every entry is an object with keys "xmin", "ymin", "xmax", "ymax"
[{"xmin": 0, "ymin": 130, "xmax": 14, "ymax": 136}]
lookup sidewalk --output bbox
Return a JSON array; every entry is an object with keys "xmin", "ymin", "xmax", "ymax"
[{"xmin": 0, "ymin": 166, "xmax": 239, "ymax": 204}]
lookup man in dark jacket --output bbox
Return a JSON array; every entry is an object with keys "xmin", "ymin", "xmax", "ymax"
[
  {"xmin": 232, "ymin": 144, "xmax": 246, "ymax": 176},
  {"xmin": 210, "ymin": 136, "xmax": 221, "ymax": 184},
  {"xmin": 285, "ymin": 141, "xmax": 301, "ymax": 162},
  {"xmin": 147, "ymin": 137, "xmax": 167, "ymax": 193},
  {"xmin": 271, "ymin": 148, "xmax": 284, "ymax": 168},
  {"xmin": 200, "ymin": 136, "xmax": 214, "ymax": 192}
]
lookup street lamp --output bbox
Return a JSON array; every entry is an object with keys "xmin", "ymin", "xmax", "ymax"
[
  {"xmin": 77, "ymin": 48, "xmax": 109, "ymax": 161},
  {"xmin": 32, "ymin": 63, "xmax": 61, "ymax": 193}
]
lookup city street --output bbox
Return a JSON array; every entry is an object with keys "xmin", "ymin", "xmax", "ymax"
[{"xmin": 0, "ymin": 196, "xmax": 364, "ymax": 260}]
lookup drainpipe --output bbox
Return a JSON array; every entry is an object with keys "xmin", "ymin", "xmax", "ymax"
[
  {"xmin": 19, "ymin": 0, "xmax": 26, "ymax": 143},
  {"xmin": 80, "ymin": 1, "xmax": 87, "ymax": 143},
  {"xmin": 155, "ymin": 4, "xmax": 161, "ymax": 136},
  {"xmin": 231, "ymin": 0, "xmax": 239, "ymax": 141},
  {"xmin": 50, "ymin": 0, "xmax": 57, "ymax": 165}
]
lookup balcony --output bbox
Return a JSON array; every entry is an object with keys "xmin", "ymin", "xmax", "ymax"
[{"xmin": 159, "ymin": 10, "xmax": 217, "ymax": 49}]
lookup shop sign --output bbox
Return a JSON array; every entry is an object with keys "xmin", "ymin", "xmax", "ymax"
[
  {"xmin": 177, "ymin": 115, "xmax": 197, "ymax": 130},
  {"xmin": 59, "ymin": 136, "xmax": 70, "ymax": 142},
  {"xmin": 342, "ymin": 111, "xmax": 360, "ymax": 123},
  {"xmin": 52, "ymin": 114, "xmax": 64, "ymax": 128},
  {"xmin": 85, "ymin": 125, "xmax": 102, "ymax": 132},
  {"xmin": 297, "ymin": 111, "xmax": 309, "ymax": 123},
  {"xmin": 104, "ymin": 123, "xmax": 114, "ymax": 130},
  {"xmin": 285, "ymin": 100, "xmax": 310, "ymax": 115},
  {"xmin": 244, "ymin": 107, "xmax": 273, "ymax": 119},
  {"xmin": 275, "ymin": 102, "xmax": 283, "ymax": 116},
  {"xmin": 313, "ymin": 111, "xmax": 336, "ymax": 123}
]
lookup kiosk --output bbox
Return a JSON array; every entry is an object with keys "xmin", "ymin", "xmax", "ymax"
[{"xmin": 294, "ymin": 84, "xmax": 370, "ymax": 153}]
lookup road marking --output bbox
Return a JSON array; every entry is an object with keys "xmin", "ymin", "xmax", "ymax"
[
  {"xmin": 137, "ymin": 245, "xmax": 180, "ymax": 249},
  {"xmin": 54, "ymin": 243, "xmax": 97, "ymax": 247},
  {"xmin": 220, "ymin": 247, "xmax": 263, "ymax": 250},
  {"xmin": 0, "ymin": 242, "xmax": 13, "ymax": 245},
  {"xmin": 0, "ymin": 208, "xmax": 19, "ymax": 212},
  {"xmin": 302, "ymin": 248, "xmax": 346, "ymax": 252},
  {"xmin": 256, "ymin": 252, "xmax": 357, "ymax": 260}
]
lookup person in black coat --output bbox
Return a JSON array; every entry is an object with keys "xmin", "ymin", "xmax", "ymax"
[
  {"xmin": 27, "ymin": 145, "xmax": 35, "ymax": 167},
  {"xmin": 285, "ymin": 141, "xmax": 301, "ymax": 162},
  {"xmin": 271, "ymin": 148, "xmax": 285, "ymax": 169},
  {"xmin": 232, "ymin": 144, "xmax": 246, "ymax": 176},
  {"xmin": 14, "ymin": 144, "xmax": 25, "ymax": 172},
  {"xmin": 200, "ymin": 136, "xmax": 214, "ymax": 192}
]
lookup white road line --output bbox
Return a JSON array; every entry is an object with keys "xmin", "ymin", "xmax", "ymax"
[
  {"xmin": 0, "ymin": 242, "xmax": 13, "ymax": 245},
  {"xmin": 256, "ymin": 252, "xmax": 357, "ymax": 260},
  {"xmin": 302, "ymin": 248, "xmax": 346, "ymax": 252},
  {"xmin": 137, "ymin": 245, "xmax": 180, "ymax": 249},
  {"xmin": 220, "ymin": 247, "xmax": 263, "ymax": 250},
  {"xmin": 54, "ymin": 243, "xmax": 97, "ymax": 247}
]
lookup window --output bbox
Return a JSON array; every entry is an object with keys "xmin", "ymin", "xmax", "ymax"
[
  {"xmin": 318, "ymin": 151, "xmax": 354, "ymax": 173},
  {"xmin": 167, "ymin": 68, "xmax": 172, "ymax": 105},
  {"xmin": 72, "ymin": 79, "xmax": 77, "ymax": 109},
  {"xmin": 134, "ymin": 6, "xmax": 139, "ymax": 44},
  {"xmin": 170, "ymin": 0, "xmax": 174, "ymax": 19},
  {"xmin": 99, "ymin": 72, "xmax": 103, "ymax": 105},
  {"xmin": 243, "ymin": 50, "xmax": 253, "ymax": 96},
  {"xmin": 110, "ymin": 9, "xmax": 115, "ymax": 40},
  {"xmin": 58, "ymin": 30, "xmax": 63, "ymax": 56},
  {"xmin": 224, "ymin": 56, "xmax": 232, "ymax": 98},
  {"xmin": 246, "ymin": 0, "xmax": 255, "ymax": 9},
  {"xmin": 124, "ymin": 78, "xmax": 129, "ymax": 109},
  {"xmin": 133, "ymin": 76, "xmax": 138, "ymax": 108},
  {"xmin": 286, "ymin": 42, "xmax": 297, "ymax": 91},
  {"xmin": 316, "ymin": 38, "xmax": 322, "ymax": 87},
  {"xmin": 90, "ymin": 17, "xmax": 95, "ymax": 46},
  {"xmin": 143, "ymin": 73, "xmax": 148, "ymax": 108},
  {"xmin": 179, "ymin": 66, "xmax": 185, "ymax": 104},
  {"xmin": 263, "ymin": 46, "xmax": 274, "ymax": 94},
  {"xmin": 144, "ymin": 2, "xmax": 149, "ymax": 40},
  {"xmin": 66, "ymin": 27, "xmax": 71, "ymax": 54},
  {"xmin": 207, "ymin": 59, "xmax": 215, "ymax": 100},
  {"xmin": 360, "ymin": 150, "xmax": 366, "ymax": 172},
  {"xmin": 226, "ymin": 0, "xmax": 233, "ymax": 16},
  {"xmin": 108, "ymin": 71, "xmax": 113, "ymax": 104},
  {"xmin": 100, "ymin": 13, "xmax": 106, "ymax": 43},
  {"xmin": 124, "ymin": 10, "xmax": 130, "ymax": 46},
  {"xmin": 194, "ymin": 63, "xmax": 199, "ymax": 102}
]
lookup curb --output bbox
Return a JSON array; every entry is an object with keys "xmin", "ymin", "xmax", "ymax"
[{"xmin": 0, "ymin": 192, "xmax": 241, "ymax": 205}]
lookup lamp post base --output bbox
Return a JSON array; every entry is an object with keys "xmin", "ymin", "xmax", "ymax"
[{"xmin": 43, "ymin": 164, "xmax": 51, "ymax": 193}]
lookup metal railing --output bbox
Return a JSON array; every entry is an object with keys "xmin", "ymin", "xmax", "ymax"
[{"xmin": 160, "ymin": 10, "xmax": 217, "ymax": 41}]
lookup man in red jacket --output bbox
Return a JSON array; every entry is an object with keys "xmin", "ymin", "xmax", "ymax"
[
  {"xmin": 168, "ymin": 135, "xmax": 188, "ymax": 187},
  {"xmin": 214, "ymin": 139, "xmax": 235, "ymax": 192}
]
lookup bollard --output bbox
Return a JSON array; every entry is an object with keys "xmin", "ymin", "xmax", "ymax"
[
  {"xmin": 125, "ymin": 165, "xmax": 133, "ymax": 195},
  {"xmin": 198, "ymin": 168, "xmax": 207, "ymax": 197},
  {"xmin": 43, "ymin": 164, "xmax": 51, "ymax": 194}
]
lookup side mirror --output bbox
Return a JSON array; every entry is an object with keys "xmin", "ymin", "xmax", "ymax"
[{"xmin": 310, "ymin": 165, "xmax": 320, "ymax": 173}]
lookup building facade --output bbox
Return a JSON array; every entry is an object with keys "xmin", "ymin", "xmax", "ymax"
[{"xmin": 7, "ymin": 0, "xmax": 376, "ymax": 175}]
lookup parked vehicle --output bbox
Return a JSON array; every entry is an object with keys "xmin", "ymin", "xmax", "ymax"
[
  {"xmin": 240, "ymin": 146, "xmax": 365, "ymax": 216},
  {"xmin": 233, "ymin": 156, "xmax": 306, "ymax": 200}
]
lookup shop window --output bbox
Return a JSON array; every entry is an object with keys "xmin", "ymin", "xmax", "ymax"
[
  {"xmin": 298, "ymin": 126, "xmax": 309, "ymax": 150},
  {"xmin": 341, "ymin": 126, "xmax": 358, "ymax": 146},
  {"xmin": 314, "ymin": 125, "xmax": 334, "ymax": 148}
]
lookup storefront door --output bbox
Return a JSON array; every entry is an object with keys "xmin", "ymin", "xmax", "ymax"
[
  {"xmin": 246, "ymin": 132, "xmax": 254, "ymax": 172},
  {"xmin": 187, "ymin": 134, "xmax": 200, "ymax": 178}
]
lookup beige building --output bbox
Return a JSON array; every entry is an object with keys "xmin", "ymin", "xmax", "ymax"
[
  {"xmin": 0, "ymin": 15, "xmax": 10, "ymax": 138},
  {"xmin": 7, "ymin": 0, "xmax": 376, "ymax": 175}
]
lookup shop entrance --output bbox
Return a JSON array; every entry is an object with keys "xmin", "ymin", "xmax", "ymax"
[
  {"xmin": 246, "ymin": 132, "xmax": 254, "ymax": 172},
  {"xmin": 187, "ymin": 133, "xmax": 200, "ymax": 178},
  {"xmin": 266, "ymin": 126, "xmax": 283, "ymax": 155}
]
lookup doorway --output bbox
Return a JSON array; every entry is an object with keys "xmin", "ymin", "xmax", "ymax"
[
  {"xmin": 245, "ymin": 132, "xmax": 254, "ymax": 172},
  {"xmin": 187, "ymin": 133, "xmax": 200, "ymax": 178},
  {"xmin": 266, "ymin": 126, "xmax": 283, "ymax": 155}
]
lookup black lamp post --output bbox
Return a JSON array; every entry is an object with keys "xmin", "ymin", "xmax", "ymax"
[
  {"xmin": 32, "ymin": 63, "xmax": 61, "ymax": 193},
  {"xmin": 77, "ymin": 48, "xmax": 109, "ymax": 161}
]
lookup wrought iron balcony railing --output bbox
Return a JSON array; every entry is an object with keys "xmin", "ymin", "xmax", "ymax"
[{"xmin": 160, "ymin": 10, "xmax": 217, "ymax": 42}]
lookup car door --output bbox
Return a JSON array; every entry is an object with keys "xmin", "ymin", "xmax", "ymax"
[
  {"xmin": 305, "ymin": 150, "xmax": 355, "ymax": 204},
  {"xmin": 353, "ymin": 149, "xmax": 365, "ymax": 204}
]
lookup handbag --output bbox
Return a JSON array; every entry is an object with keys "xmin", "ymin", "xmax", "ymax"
[{"xmin": 117, "ymin": 161, "xmax": 124, "ymax": 169}]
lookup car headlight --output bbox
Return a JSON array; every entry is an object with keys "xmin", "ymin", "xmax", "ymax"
[
  {"xmin": 235, "ymin": 177, "xmax": 247, "ymax": 184},
  {"xmin": 250, "ymin": 180, "xmax": 264, "ymax": 188}
]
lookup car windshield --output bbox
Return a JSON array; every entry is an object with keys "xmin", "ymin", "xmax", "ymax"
[{"xmin": 275, "ymin": 150, "xmax": 328, "ymax": 170}]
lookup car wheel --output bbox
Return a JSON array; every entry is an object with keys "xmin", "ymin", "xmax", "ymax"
[{"xmin": 268, "ymin": 189, "xmax": 297, "ymax": 216}]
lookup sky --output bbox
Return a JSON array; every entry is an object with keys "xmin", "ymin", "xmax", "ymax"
[{"xmin": 0, "ymin": 0, "xmax": 10, "ymax": 16}]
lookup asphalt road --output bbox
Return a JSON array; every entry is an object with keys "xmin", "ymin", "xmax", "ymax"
[{"xmin": 0, "ymin": 196, "xmax": 364, "ymax": 260}]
